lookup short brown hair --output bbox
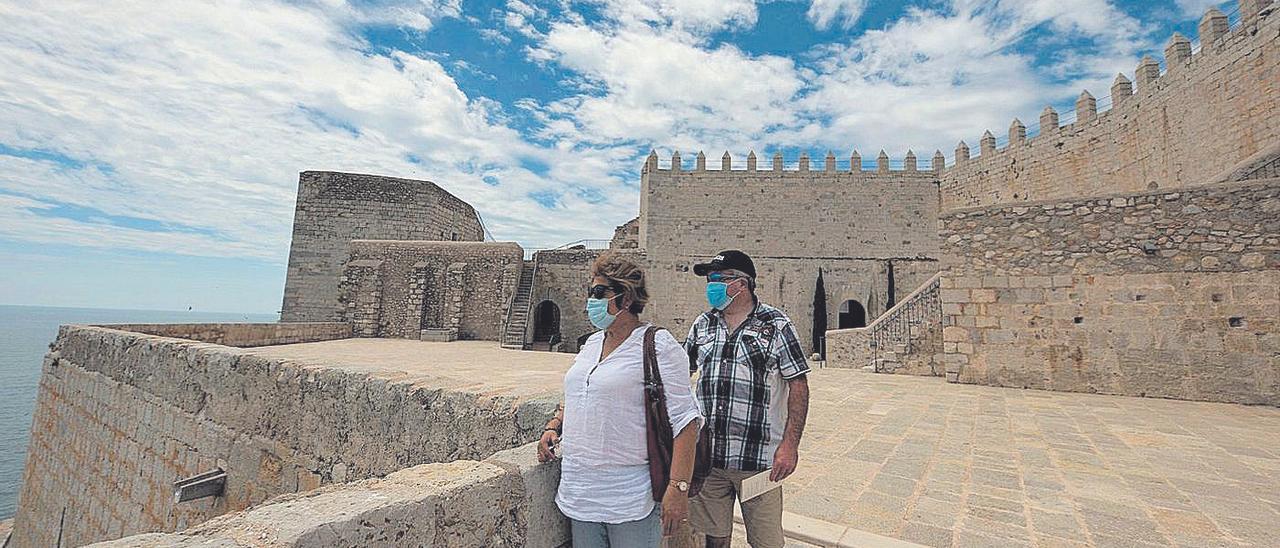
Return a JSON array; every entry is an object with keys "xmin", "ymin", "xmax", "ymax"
[{"xmin": 590, "ymin": 252, "xmax": 649, "ymax": 314}]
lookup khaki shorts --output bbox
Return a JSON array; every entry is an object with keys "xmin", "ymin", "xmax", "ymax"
[{"xmin": 688, "ymin": 468, "xmax": 784, "ymax": 548}]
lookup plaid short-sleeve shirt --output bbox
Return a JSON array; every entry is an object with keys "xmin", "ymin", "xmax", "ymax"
[{"xmin": 684, "ymin": 299, "xmax": 810, "ymax": 471}]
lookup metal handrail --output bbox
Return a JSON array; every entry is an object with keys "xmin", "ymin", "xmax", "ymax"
[
  {"xmin": 860, "ymin": 272, "xmax": 943, "ymax": 333},
  {"xmin": 552, "ymin": 239, "xmax": 610, "ymax": 250},
  {"xmin": 864, "ymin": 273, "xmax": 944, "ymax": 373}
]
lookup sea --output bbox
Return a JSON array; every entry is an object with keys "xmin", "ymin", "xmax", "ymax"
[{"xmin": 0, "ymin": 304, "xmax": 276, "ymax": 520}]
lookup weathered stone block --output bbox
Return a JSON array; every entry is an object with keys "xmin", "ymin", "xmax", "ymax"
[{"xmin": 943, "ymin": 326, "xmax": 972, "ymax": 343}]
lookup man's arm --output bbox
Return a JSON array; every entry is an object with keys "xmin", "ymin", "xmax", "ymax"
[{"xmin": 770, "ymin": 375, "xmax": 808, "ymax": 481}]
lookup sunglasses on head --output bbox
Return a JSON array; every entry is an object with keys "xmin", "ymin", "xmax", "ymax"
[{"xmin": 588, "ymin": 284, "xmax": 621, "ymax": 299}]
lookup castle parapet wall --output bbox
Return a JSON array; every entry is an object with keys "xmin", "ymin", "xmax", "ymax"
[
  {"xmin": 96, "ymin": 322, "xmax": 350, "ymax": 347},
  {"xmin": 10, "ymin": 327, "xmax": 556, "ymax": 547},
  {"xmin": 87, "ymin": 443, "xmax": 571, "ymax": 548},
  {"xmin": 939, "ymin": 2, "xmax": 1279, "ymax": 209},
  {"xmin": 643, "ymin": 149, "xmax": 945, "ymax": 175}
]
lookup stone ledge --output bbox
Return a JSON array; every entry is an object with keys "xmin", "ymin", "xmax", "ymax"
[
  {"xmin": 92, "ymin": 322, "xmax": 351, "ymax": 348},
  {"xmin": 85, "ymin": 445, "xmax": 574, "ymax": 548},
  {"xmin": 87, "ymin": 460, "xmax": 524, "ymax": 547},
  {"xmin": 732, "ymin": 506, "xmax": 927, "ymax": 548}
]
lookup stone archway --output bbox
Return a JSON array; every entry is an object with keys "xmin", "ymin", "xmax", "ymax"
[
  {"xmin": 532, "ymin": 300, "xmax": 561, "ymax": 343},
  {"xmin": 838, "ymin": 300, "xmax": 867, "ymax": 329}
]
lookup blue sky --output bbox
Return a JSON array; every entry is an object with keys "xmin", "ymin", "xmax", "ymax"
[{"xmin": 0, "ymin": 0, "xmax": 1236, "ymax": 313}]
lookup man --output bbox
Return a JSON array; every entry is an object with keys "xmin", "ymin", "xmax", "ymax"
[{"xmin": 684, "ymin": 250, "xmax": 810, "ymax": 548}]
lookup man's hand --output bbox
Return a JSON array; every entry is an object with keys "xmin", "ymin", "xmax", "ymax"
[
  {"xmin": 660, "ymin": 486, "xmax": 689, "ymax": 536},
  {"xmin": 536, "ymin": 430, "xmax": 560, "ymax": 463},
  {"xmin": 770, "ymin": 441, "xmax": 798, "ymax": 482}
]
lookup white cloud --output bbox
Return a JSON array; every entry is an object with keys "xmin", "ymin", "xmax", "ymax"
[
  {"xmin": 594, "ymin": 0, "xmax": 759, "ymax": 33},
  {"xmin": 0, "ymin": 0, "xmax": 1174, "ymax": 281},
  {"xmin": 518, "ymin": 0, "xmax": 803, "ymax": 154},
  {"xmin": 807, "ymin": 0, "xmax": 868, "ymax": 31},
  {"xmin": 306, "ymin": 0, "xmax": 464, "ymax": 31},
  {"xmin": 516, "ymin": 0, "xmax": 1157, "ymax": 164},
  {"xmin": 1174, "ymin": 0, "xmax": 1226, "ymax": 18},
  {"xmin": 792, "ymin": 0, "xmax": 1154, "ymax": 156},
  {"xmin": 0, "ymin": 0, "xmax": 636, "ymax": 264}
]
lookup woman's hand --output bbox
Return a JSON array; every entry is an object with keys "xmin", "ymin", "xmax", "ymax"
[
  {"xmin": 660, "ymin": 487, "xmax": 689, "ymax": 536},
  {"xmin": 536, "ymin": 430, "xmax": 560, "ymax": 462}
]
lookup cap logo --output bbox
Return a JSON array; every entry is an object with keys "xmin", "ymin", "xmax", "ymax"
[{"xmin": 714, "ymin": 255, "xmax": 725, "ymax": 262}]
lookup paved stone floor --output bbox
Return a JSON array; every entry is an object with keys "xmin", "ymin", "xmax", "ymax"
[
  {"xmin": 244, "ymin": 338, "xmax": 572, "ymax": 401},
  {"xmin": 783, "ymin": 367, "xmax": 1280, "ymax": 548},
  {"xmin": 240, "ymin": 340, "xmax": 1280, "ymax": 547}
]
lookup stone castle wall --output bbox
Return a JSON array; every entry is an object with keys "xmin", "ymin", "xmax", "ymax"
[
  {"xmin": 528, "ymin": 249, "xmax": 605, "ymax": 352},
  {"xmin": 99, "ymin": 322, "xmax": 350, "ymax": 347},
  {"xmin": 9, "ymin": 326, "xmax": 556, "ymax": 547},
  {"xmin": 339, "ymin": 241, "xmax": 522, "ymax": 340},
  {"xmin": 639, "ymin": 159, "xmax": 940, "ymax": 346},
  {"xmin": 938, "ymin": 7, "xmax": 1279, "ymax": 210},
  {"xmin": 939, "ymin": 177, "xmax": 1280, "ymax": 404},
  {"xmin": 610, "ymin": 217, "xmax": 640, "ymax": 249},
  {"xmin": 90, "ymin": 443, "xmax": 571, "ymax": 548},
  {"xmin": 280, "ymin": 171, "xmax": 484, "ymax": 323},
  {"xmin": 525, "ymin": 248, "xmax": 649, "ymax": 352}
]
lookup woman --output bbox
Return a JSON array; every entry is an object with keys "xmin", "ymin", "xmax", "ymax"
[{"xmin": 537, "ymin": 252, "xmax": 702, "ymax": 548}]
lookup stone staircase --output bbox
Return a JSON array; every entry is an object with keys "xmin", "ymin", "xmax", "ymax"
[
  {"xmin": 501, "ymin": 260, "xmax": 535, "ymax": 349},
  {"xmin": 866, "ymin": 273, "xmax": 944, "ymax": 376}
]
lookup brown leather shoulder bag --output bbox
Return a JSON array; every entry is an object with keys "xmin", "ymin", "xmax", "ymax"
[{"xmin": 643, "ymin": 326, "xmax": 711, "ymax": 501}]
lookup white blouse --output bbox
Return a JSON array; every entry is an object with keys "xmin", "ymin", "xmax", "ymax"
[{"xmin": 555, "ymin": 324, "xmax": 704, "ymax": 524}]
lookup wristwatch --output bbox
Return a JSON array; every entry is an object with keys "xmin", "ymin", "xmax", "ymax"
[{"xmin": 670, "ymin": 480, "xmax": 689, "ymax": 493}]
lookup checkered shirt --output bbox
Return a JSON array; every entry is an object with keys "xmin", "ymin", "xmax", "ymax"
[{"xmin": 684, "ymin": 300, "xmax": 810, "ymax": 471}]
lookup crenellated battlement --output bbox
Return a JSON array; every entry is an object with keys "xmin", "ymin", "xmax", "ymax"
[
  {"xmin": 937, "ymin": 0, "xmax": 1279, "ymax": 209},
  {"xmin": 642, "ymin": 148, "xmax": 947, "ymax": 175},
  {"xmin": 942, "ymin": 4, "xmax": 1258, "ymax": 170}
]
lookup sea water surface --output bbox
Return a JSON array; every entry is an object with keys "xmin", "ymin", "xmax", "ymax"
[{"xmin": 0, "ymin": 304, "xmax": 275, "ymax": 520}]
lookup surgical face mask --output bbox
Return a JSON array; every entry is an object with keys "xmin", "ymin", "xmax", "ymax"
[
  {"xmin": 706, "ymin": 282, "xmax": 736, "ymax": 310},
  {"xmin": 586, "ymin": 296, "xmax": 618, "ymax": 329}
]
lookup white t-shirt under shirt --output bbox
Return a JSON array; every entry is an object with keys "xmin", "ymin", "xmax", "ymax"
[{"xmin": 555, "ymin": 324, "xmax": 704, "ymax": 524}]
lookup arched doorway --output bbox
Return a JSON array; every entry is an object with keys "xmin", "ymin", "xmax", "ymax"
[
  {"xmin": 839, "ymin": 300, "xmax": 866, "ymax": 329},
  {"xmin": 532, "ymin": 300, "xmax": 561, "ymax": 343}
]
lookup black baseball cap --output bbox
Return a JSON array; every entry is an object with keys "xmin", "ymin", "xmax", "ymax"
[{"xmin": 693, "ymin": 250, "xmax": 756, "ymax": 279}]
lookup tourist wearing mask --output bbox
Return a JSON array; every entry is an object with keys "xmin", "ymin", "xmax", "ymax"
[
  {"xmin": 537, "ymin": 252, "xmax": 703, "ymax": 547},
  {"xmin": 684, "ymin": 250, "xmax": 810, "ymax": 548}
]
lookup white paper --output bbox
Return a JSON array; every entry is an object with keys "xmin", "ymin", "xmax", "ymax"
[{"xmin": 738, "ymin": 469, "xmax": 784, "ymax": 502}]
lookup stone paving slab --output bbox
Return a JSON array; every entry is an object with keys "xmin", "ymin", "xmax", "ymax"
[
  {"xmin": 244, "ymin": 338, "xmax": 573, "ymax": 401},
  {"xmin": 784, "ymin": 368, "xmax": 1280, "ymax": 548}
]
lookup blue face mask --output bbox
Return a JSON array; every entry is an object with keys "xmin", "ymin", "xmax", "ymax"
[
  {"xmin": 706, "ymin": 282, "xmax": 735, "ymax": 310},
  {"xmin": 586, "ymin": 296, "xmax": 617, "ymax": 330}
]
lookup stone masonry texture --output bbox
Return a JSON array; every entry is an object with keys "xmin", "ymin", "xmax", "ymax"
[
  {"xmin": 785, "ymin": 368, "xmax": 1280, "ymax": 548},
  {"xmin": 939, "ymin": 178, "xmax": 1280, "ymax": 404},
  {"xmin": 98, "ymin": 322, "xmax": 351, "ymax": 347},
  {"xmin": 527, "ymin": 248, "xmax": 645, "ymax": 352},
  {"xmin": 88, "ymin": 461, "xmax": 527, "ymax": 548},
  {"xmin": 640, "ymin": 165, "xmax": 941, "ymax": 350},
  {"xmin": 9, "ymin": 328, "xmax": 559, "ymax": 547},
  {"xmin": 12, "ymin": 4, "xmax": 1280, "ymax": 548},
  {"xmin": 338, "ymin": 240, "xmax": 522, "ymax": 340},
  {"xmin": 938, "ymin": 11, "xmax": 1278, "ymax": 210},
  {"xmin": 280, "ymin": 171, "xmax": 484, "ymax": 323},
  {"xmin": 89, "ymin": 442, "xmax": 571, "ymax": 548}
]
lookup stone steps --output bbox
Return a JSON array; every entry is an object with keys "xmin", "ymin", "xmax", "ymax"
[{"xmin": 502, "ymin": 261, "xmax": 537, "ymax": 349}]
